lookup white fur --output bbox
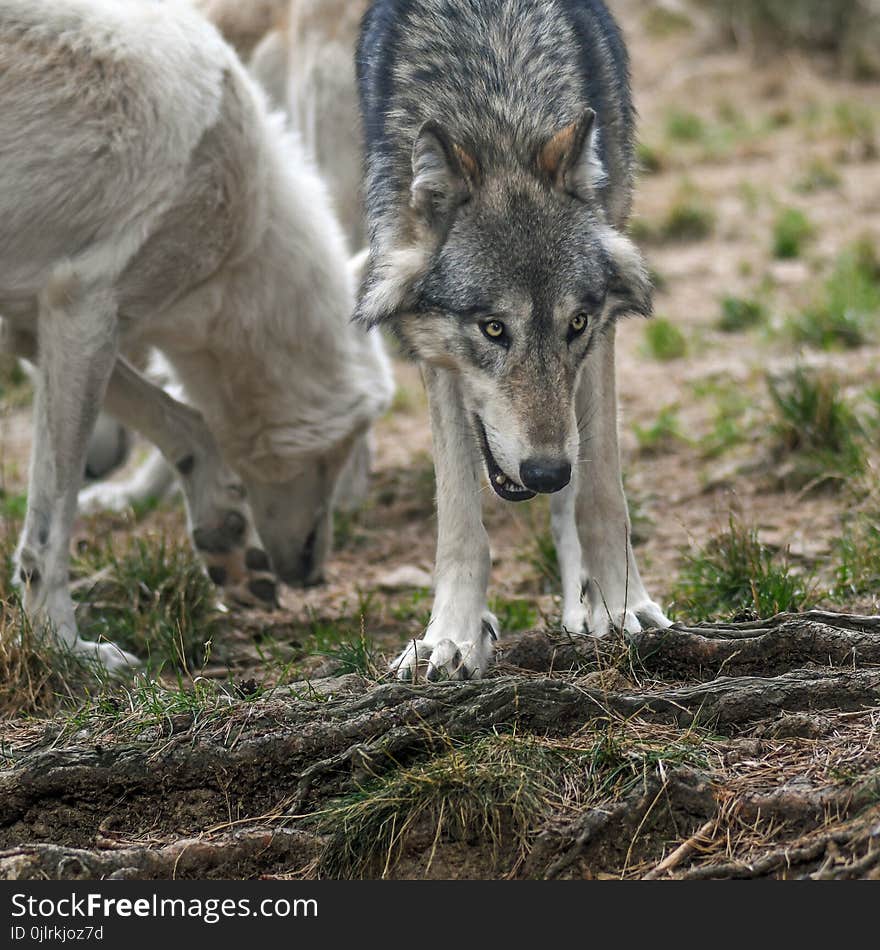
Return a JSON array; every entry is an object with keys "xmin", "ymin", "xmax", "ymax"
[{"xmin": 0, "ymin": 0, "xmax": 393, "ymax": 668}]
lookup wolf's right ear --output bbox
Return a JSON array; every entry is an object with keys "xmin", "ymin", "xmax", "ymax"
[
  {"xmin": 539, "ymin": 109, "xmax": 608, "ymax": 200},
  {"xmin": 411, "ymin": 120, "xmax": 480, "ymax": 223}
]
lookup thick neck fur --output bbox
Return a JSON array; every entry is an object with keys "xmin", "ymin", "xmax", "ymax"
[{"xmin": 164, "ymin": 111, "xmax": 391, "ymax": 482}]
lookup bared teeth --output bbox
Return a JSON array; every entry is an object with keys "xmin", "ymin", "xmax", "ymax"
[{"xmin": 495, "ymin": 474, "xmax": 505, "ymax": 486}]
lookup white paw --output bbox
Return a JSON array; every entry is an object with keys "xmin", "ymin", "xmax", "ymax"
[
  {"xmin": 589, "ymin": 597, "xmax": 671, "ymax": 639},
  {"xmin": 78, "ymin": 482, "xmax": 135, "ymax": 515},
  {"xmin": 562, "ymin": 603, "xmax": 589, "ymax": 635},
  {"xmin": 391, "ymin": 621, "xmax": 496, "ymax": 682},
  {"xmin": 75, "ymin": 639, "xmax": 141, "ymax": 674}
]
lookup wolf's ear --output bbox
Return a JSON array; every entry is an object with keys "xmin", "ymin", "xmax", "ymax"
[
  {"xmin": 538, "ymin": 109, "xmax": 607, "ymax": 200},
  {"xmin": 604, "ymin": 228, "xmax": 653, "ymax": 318},
  {"xmin": 411, "ymin": 120, "xmax": 480, "ymax": 223}
]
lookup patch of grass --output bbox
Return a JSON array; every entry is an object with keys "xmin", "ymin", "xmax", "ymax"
[
  {"xmin": 72, "ymin": 535, "xmax": 220, "ymax": 673},
  {"xmin": 643, "ymin": 318, "xmax": 687, "ymax": 361},
  {"xmin": 834, "ymin": 517, "xmax": 880, "ymax": 600},
  {"xmin": 794, "ymin": 158, "xmax": 842, "ymax": 194},
  {"xmin": 58, "ymin": 674, "xmax": 247, "ymax": 745},
  {"xmin": 389, "ymin": 587, "xmax": 432, "ymax": 629},
  {"xmin": 666, "ymin": 109, "xmax": 706, "ymax": 144},
  {"xmin": 527, "ymin": 525, "xmax": 561, "ymax": 590},
  {"xmin": 767, "ymin": 367, "xmax": 867, "ymax": 490},
  {"xmin": 316, "ymin": 632, "xmax": 380, "ymax": 677},
  {"xmin": 832, "ymin": 102, "xmax": 878, "ymax": 157},
  {"xmin": 718, "ymin": 295, "xmax": 767, "ymax": 333},
  {"xmin": 660, "ymin": 185, "xmax": 715, "ymax": 242},
  {"xmin": 490, "ymin": 597, "xmax": 537, "ymax": 633},
  {"xmin": 673, "ymin": 515, "xmax": 817, "ymax": 622},
  {"xmin": 317, "ymin": 726, "xmax": 711, "ymax": 878},
  {"xmin": 0, "ymin": 490, "xmax": 27, "ymax": 522},
  {"xmin": 0, "ymin": 598, "xmax": 110, "ymax": 718},
  {"xmin": 0, "ymin": 355, "xmax": 30, "ymax": 407},
  {"xmin": 634, "ymin": 407, "xmax": 686, "ymax": 456},
  {"xmin": 696, "ymin": 381, "xmax": 752, "ymax": 458},
  {"xmin": 772, "ymin": 207, "xmax": 814, "ymax": 260},
  {"xmin": 787, "ymin": 240, "xmax": 880, "ymax": 350}
]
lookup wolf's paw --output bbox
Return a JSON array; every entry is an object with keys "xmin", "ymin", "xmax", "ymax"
[
  {"xmin": 197, "ymin": 532, "xmax": 279, "ymax": 610},
  {"xmin": 78, "ymin": 481, "xmax": 139, "ymax": 515},
  {"xmin": 73, "ymin": 638, "xmax": 141, "ymax": 674},
  {"xmin": 391, "ymin": 618, "xmax": 497, "ymax": 682},
  {"xmin": 589, "ymin": 596, "xmax": 671, "ymax": 639},
  {"xmin": 562, "ymin": 603, "xmax": 589, "ymax": 635}
]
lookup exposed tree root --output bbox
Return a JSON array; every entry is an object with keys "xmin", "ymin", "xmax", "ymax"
[
  {"xmin": 0, "ymin": 827, "xmax": 321, "ymax": 880},
  {"xmin": 1, "ymin": 610, "xmax": 878, "ymax": 879}
]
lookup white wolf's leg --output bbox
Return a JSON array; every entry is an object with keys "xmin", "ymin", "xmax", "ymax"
[
  {"xmin": 391, "ymin": 366, "xmax": 495, "ymax": 681},
  {"xmin": 14, "ymin": 274, "xmax": 138, "ymax": 671},
  {"xmin": 550, "ymin": 476, "xmax": 588, "ymax": 634},
  {"xmin": 79, "ymin": 447, "xmax": 174, "ymax": 515},
  {"xmin": 575, "ymin": 328, "xmax": 670, "ymax": 637},
  {"xmin": 92, "ymin": 357, "xmax": 279, "ymax": 607}
]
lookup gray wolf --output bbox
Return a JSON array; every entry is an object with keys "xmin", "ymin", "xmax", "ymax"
[
  {"xmin": 357, "ymin": 0, "xmax": 671, "ymax": 679},
  {"xmin": 0, "ymin": 0, "xmax": 392, "ymax": 669}
]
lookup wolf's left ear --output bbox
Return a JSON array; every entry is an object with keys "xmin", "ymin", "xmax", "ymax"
[
  {"xmin": 411, "ymin": 120, "xmax": 480, "ymax": 224},
  {"xmin": 603, "ymin": 228, "xmax": 653, "ymax": 318},
  {"xmin": 538, "ymin": 109, "xmax": 608, "ymax": 200}
]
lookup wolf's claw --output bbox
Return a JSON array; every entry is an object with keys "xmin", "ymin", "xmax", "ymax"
[
  {"xmin": 391, "ymin": 617, "xmax": 496, "ymax": 682},
  {"xmin": 589, "ymin": 597, "xmax": 671, "ymax": 638}
]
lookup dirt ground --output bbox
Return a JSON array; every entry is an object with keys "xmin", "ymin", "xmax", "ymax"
[{"xmin": 1, "ymin": 0, "xmax": 879, "ymax": 880}]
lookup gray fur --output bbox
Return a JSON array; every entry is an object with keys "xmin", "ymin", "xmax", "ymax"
[{"xmin": 357, "ymin": 0, "xmax": 670, "ymax": 679}]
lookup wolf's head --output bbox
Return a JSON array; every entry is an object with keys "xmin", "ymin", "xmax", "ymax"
[{"xmin": 357, "ymin": 110, "xmax": 651, "ymax": 501}]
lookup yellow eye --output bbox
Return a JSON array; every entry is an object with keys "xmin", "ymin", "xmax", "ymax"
[
  {"xmin": 482, "ymin": 320, "xmax": 506, "ymax": 341},
  {"xmin": 570, "ymin": 313, "xmax": 588, "ymax": 335}
]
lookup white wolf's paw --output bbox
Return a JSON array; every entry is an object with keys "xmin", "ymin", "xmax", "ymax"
[
  {"xmin": 78, "ymin": 481, "xmax": 137, "ymax": 515},
  {"xmin": 74, "ymin": 638, "xmax": 142, "ymax": 675},
  {"xmin": 391, "ymin": 616, "xmax": 498, "ymax": 682},
  {"xmin": 562, "ymin": 603, "xmax": 589, "ymax": 635},
  {"xmin": 589, "ymin": 597, "xmax": 671, "ymax": 639}
]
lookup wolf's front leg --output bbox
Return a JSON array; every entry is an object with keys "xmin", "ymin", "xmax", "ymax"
[
  {"xmin": 550, "ymin": 477, "xmax": 589, "ymax": 634},
  {"xmin": 15, "ymin": 275, "xmax": 138, "ymax": 672},
  {"xmin": 391, "ymin": 367, "xmax": 495, "ymax": 681},
  {"xmin": 575, "ymin": 329, "xmax": 670, "ymax": 637}
]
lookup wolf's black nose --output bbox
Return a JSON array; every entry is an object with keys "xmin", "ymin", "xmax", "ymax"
[{"xmin": 519, "ymin": 458, "xmax": 572, "ymax": 494}]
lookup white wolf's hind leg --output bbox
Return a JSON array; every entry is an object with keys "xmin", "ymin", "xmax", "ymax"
[
  {"xmin": 96, "ymin": 358, "xmax": 278, "ymax": 608},
  {"xmin": 15, "ymin": 274, "xmax": 138, "ymax": 672},
  {"xmin": 79, "ymin": 447, "xmax": 174, "ymax": 515}
]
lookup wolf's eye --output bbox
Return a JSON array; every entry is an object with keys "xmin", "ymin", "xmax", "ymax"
[
  {"xmin": 481, "ymin": 319, "xmax": 507, "ymax": 343},
  {"xmin": 568, "ymin": 313, "xmax": 589, "ymax": 341}
]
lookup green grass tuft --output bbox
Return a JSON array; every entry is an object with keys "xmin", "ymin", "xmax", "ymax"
[
  {"xmin": 772, "ymin": 207, "xmax": 814, "ymax": 260},
  {"xmin": 317, "ymin": 727, "xmax": 710, "ymax": 878},
  {"xmin": 643, "ymin": 318, "xmax": 687, "ymax": 361},
  {"xmin": 72, "ymin": 534, "xmax": 220, "ymax": 673},
  {"xmin": 489, "ymin": 597, "xmax": 537, "ymax": 633},
  {"xmin": 767, "ymin": 367, "xmax": 867, "ymax": 489},
  {"xmin": 660, "ymin": 187, "xmax": 716, "ymax": 242},
  {"xmin": 787, "ymin": 240, "xmax": 880, "ymax": 350},
  {"xmin": 673, "ymin": 515, "xmax": 816, "ymax": 622},
  {"xmin": 634, "ymin": 407, "xmax": 686, "ymax": 456},
  {"xmin": 718, "ymin": 295, "xmax": 767, "ymax": 333}
]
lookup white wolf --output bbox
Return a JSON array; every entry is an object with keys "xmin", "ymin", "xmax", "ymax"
[{"xmin": 0, "ymin": 0, "xmax": 393, "ymax": 669}]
